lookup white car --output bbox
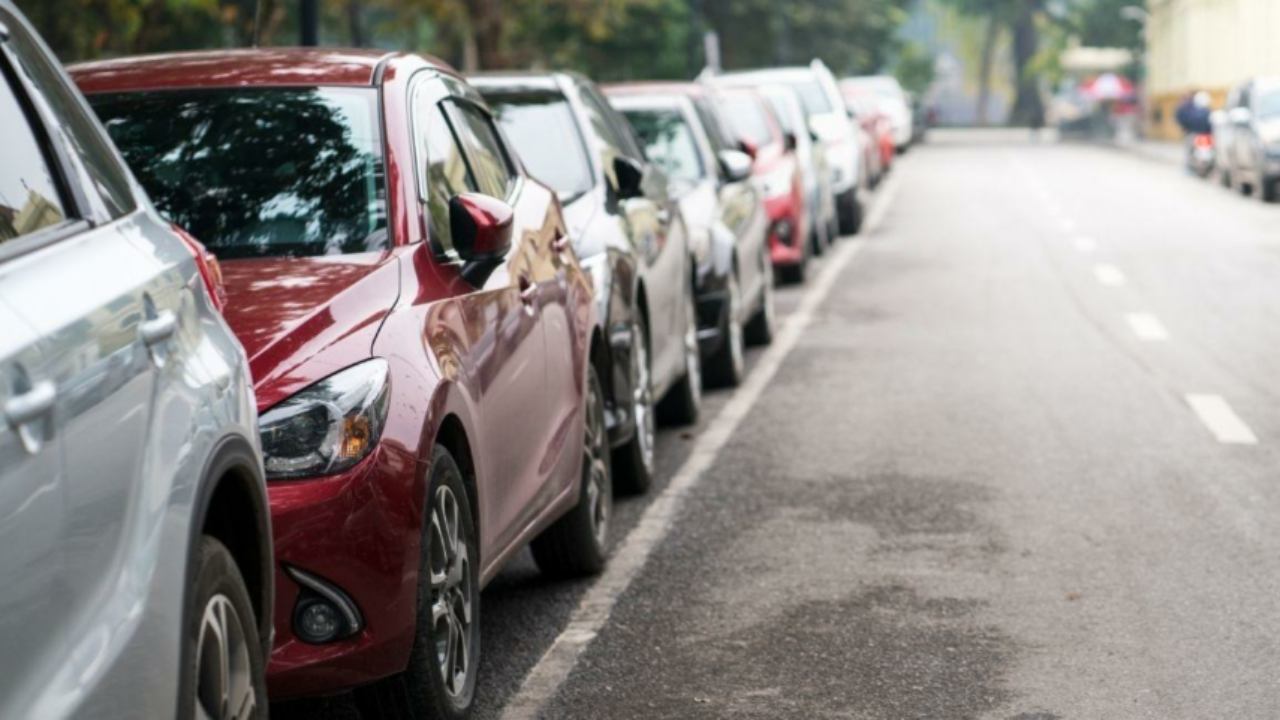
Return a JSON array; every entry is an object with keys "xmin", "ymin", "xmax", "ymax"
[{"xmin": 842, "ymin": 75, "xmax": 914, "ymax": 152}]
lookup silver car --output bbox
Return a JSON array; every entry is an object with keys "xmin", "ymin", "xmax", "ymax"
[{"xmin": 0, "ymin": 4, "xmax": 272, "ymax": 718}]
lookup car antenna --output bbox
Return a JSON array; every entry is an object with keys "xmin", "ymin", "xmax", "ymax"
[{"xmin": 251, "ymin": 0, "xmax": 263, "ymax": 47}]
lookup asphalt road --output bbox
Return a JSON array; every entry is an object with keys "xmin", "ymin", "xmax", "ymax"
[{"xmin": 278, "ymin": 130, "xmax": 1280, "ymax": 719}]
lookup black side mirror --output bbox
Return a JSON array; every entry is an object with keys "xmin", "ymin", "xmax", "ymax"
[
  {"xmin": 783, "ymin": 131, "xmax": 798, "ymax": 152},
  {"xmin": 612, "ymin": 155, "xmax": 645, "ymax": 200}
]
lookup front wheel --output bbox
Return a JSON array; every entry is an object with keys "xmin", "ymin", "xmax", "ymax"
[
  {"xmin": 657, "ymin": 289, "xmax": 702, "ymax": 425},
  {"xmin": 355, "ymin": 447, "xmax": 479, "ymax": 720},
  {"xmin": 181, "ymin": 537, "xmax": 267, "ymax": 720},
  {"xmin": 531, "ymin": 363, "xmax": 612, "ymax": 578}
]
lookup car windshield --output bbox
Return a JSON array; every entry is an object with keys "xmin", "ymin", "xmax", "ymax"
[
  {"xmin": 762, "ymin": 92, "xmax": 799, "ymax": 135},
  {"xmin": 782, "ymin": 78, "xmax": 832, "ymax": 117},
  {"xmin": 88, "ymin": 87, "xmax": 387, "ymax": 259},
  {"xmin": 622, "ymin": 107, "xmax": 704, "ymax": 183},
  {"xmin": 719, "ymin": 95, "xmax": 774, "ymax": 147},
  {"xmin": 487, "ymin": 91, "xmax": 594, "ymax": 201},
  {"xmin": 1257, "ymin": 87, "xmax": 1280, "ymax": 119}
]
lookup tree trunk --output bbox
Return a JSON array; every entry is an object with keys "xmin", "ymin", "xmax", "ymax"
[
  {"xmin": 1008, "ymin": 2, "xmax": 1044, "ymax": 128},
  {"xmin": 347, "ymin": 0, "xmax": 366, "ymax": 47},
  {"xmin": 976, "ymin": 14, "xmax": 998, "ymax": 126},
  {"xmin": 468, "ymin": 0, "xmax": 504, "ymax": 70}
]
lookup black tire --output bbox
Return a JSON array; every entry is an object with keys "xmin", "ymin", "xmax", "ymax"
[
  {"xmin": 612, "ymin": 314, "xmax": 655, "ymax": 495},
  {"xmin": 779, "ymin": 257, "xmax": 806, "ymax": 284},
  {"xmin": 704, "ymin": 271, "xmax": 745, "ymax": 388},
  {"xmin": 657, "ymin": 289, "xmax": 702, "ymax": 426},
  {"xmin": 531, "ymin": 364, "xmax": 612, "ymax": 578},
  {"xmin": 181, "ymin": 537, "xmax": 267, "ymax": 720},
  {"xmin": 1261, "ymin": 177, "xmax": 1278, "ymax": 203},
  {"xmin": 355, "ymin": 447, "xmax": 479, "ymax": 720},
  {"xmin": 744, "ymin": 255, "xmax": 775, "ymax": 347},
  {"xmin": 810, "ymin": 220, "xmax": 826, "ymax": 257}
]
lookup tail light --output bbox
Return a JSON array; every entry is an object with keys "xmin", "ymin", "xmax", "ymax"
[
  {"xmin": 1194, "ymin": 134, "xmax": 1214, "ymax": 149},
  {"xmin": 171, "ymin": 224, "xmax": 227, "ymax": 312}
]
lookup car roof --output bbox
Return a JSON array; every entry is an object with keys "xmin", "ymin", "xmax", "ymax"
[
  {"xmin": 717, "ymin": 68, "xmax": 815, "ymax": 84},
  {"xmin": 69, "ymin": 48, "xmax": 454, "ymax": 94},
  {"xmin": 469, "ymin": 71, "xmax": 581, "ymax": 93},
  {"xmin": 603, "ymin": 81, "xmax": 708, "ymax": 99}
]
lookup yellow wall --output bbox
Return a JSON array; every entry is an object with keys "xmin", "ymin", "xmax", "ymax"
[{"xmin": 1146, "ymin": 0, "xmax": 1280, "ymax": 138}]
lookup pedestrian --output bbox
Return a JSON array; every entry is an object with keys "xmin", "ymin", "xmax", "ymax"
[{"xmin": 1175, "ymin": 91, "xmax": 1213, "ymax": 172}]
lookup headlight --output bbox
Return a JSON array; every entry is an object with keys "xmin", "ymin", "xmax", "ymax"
[{"xmin": 260, "ymin": 359, "xmax": 391, "ymax": 479}]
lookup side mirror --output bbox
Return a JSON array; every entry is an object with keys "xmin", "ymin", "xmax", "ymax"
[
  {"xmin": 612, "ymin": 155, "xmax": 646, "ymax": 200},
  {"xmin": 738, "ymin": 138, "xmax": 759, "ymax": 160},
  {"xmin": 450, "ymin": 193, "xmax": 513, "ymax": 279},
  {"xmin": 717, "ymin": 149, "xmax": 753, "ymax": 183},
  {"xmin": 1229, "ymin": 106, "xmax": 1252, "ymax": 125},
  {"xmin": 783, "ymin": 131, "xmax": 798, "ymax": 152}
]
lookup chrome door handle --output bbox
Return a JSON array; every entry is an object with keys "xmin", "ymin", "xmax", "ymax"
[
  {"xmin": 5, "ymin": 380, "xmax": 56, "ymax": 426},
  {"xmin": 140, "ymin": 310, "xmax": 178, "ymax": 346},
  {"xmin": 519, "ymin": 276, "xmax": 539, "ymax": 305}
]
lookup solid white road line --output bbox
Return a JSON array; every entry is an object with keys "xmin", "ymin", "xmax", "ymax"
[
  {"xmin": 1126, "ymin": 313, "xmax": 1169, "ymax": 341},
  {"xmin": 498, "ymin": 179, "xmax": 900, "ymax": 720},
  {"xmin": 1073, "ymin": 235, "xmax": 1097, "ymax": 254},
  {"xmin": 1059, "ymin": 218, "xmax": 1077, "ymax": 233},
  {"xmin": 1094, "ymin": 264, "xmax": 1126, "ymax": 287},
  {"xmin": 1185, "ymin": 394, "xmax": 1258, "ymax": 445}
]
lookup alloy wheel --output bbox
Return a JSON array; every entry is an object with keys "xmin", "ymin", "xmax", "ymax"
[
  {"xmin": 195, "ymin": 594, "xmax": 257, "ymax": 720},
  {"xmin": 630, "ymin": 323, "xmax": 656, "ymax": 476},
  {"xmin": 428, "ymin": 485, "xmax": 474, "ymax": 700}
]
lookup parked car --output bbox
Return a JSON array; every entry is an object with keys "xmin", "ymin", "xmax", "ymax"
[
  {"xmin": 840, "ymin": 83, "xmax": 895, "ymax": 184},
  {"xmin": 1218, "ymin": 77, "xmax": 1280, "ymax": 201},
  {"xmin": 716, "ymin": 60, "xmax": 865, "ymax": 236},
  {"xmin": 739, "ymin": 83, "xmax": 838, "ymax": 256},
  {"xmin": 474, "ymin": 72, "xmax": 702, "ymax": 493},
  {"xmin": 0, "ymin": 5, "xmax": 273, "ymax": 719},
  {"xmin": 841, "ymin": 75, "xmax": 914, "ymax": 153},
  {"xmin": 73, "ymin": 49, "xmax": 614, "ymax": 719},
  {"xmin": 606, "ymin": 84, "xmax": 776, "ymax": 388}
]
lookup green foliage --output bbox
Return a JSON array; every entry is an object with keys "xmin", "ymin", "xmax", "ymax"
[
  {"xmin": 17, "ymin": 0, "xmax": 918, "ymax": 82},
  {"xmin": 893, "ymin": 41, "xmax": 935, "ymax": 94}
]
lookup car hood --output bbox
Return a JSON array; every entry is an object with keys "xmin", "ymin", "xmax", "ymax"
[{"xmin": 219, "ymin": 252, "xmax": 400, "ymax": 408}]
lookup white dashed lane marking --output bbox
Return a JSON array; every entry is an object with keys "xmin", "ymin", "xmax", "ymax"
[
  {"xmin": 1186, "ymin": 394, "xmax": 1258, "ymax": 445},
  {"xmin": 1126, "ymin": 313, "xmax": 1169, "ymax": 341},
  {"xmin": 1094, "ymin": 264, "xmax": 1126, "ymax": 287}
]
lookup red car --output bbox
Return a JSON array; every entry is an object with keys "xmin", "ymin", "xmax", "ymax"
[
  {"xmin": 713, "ymin": 87, "xmax": 811, "ymax": 283},
  {"xmin": 73, "ymin": 49, "xmax": 613, "ymax": 717}
]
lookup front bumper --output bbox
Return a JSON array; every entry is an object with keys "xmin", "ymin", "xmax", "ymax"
[
  {"xmin": 765, "ymin": 192, "xmax": 807, "ymax": 267},
  {"xmin": 265, "ymin": 444, "xmax": 421, "ymax": 699}
]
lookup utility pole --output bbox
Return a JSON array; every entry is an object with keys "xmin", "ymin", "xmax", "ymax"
[{"xmin": 300, "ymin": 0, "xmax": 319, "ymax": 46}]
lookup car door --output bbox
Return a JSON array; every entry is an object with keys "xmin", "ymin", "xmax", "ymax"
[
  {"xmin": 0, "ymin": 23, "xmax": 166, "ymax": 714},
  {"xmin": 411, "ymin": 73, "xmax": 552, "ymax": 556},
  {"xmin": 576, "ymin": 81, "xmax": 685, "ymax": 386},
  {"xmin": 692, "ymin": 96, "xmax": 767, "ymax": 302}
]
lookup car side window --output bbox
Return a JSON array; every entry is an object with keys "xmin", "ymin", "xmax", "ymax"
[
  {"xmin": 444, "ymin": 101, "xmax": 516, "ymax": 200},
  {"xmin": 0, "ymin": 62, "xmax": 69, "ymax": 244},
  {"xmin": 693, "ymin": 97, "xmax": 734, "ymax": 154},
  {"xmin": 577, "ymin": 84, "xmax": 637, "ymax": 164},
  {"xmin": 417, "ymin": 95, "xmax": 476, "ymax": 254},
  {"xmin": 1, "ymin": 8, "xmax": 134, "ymax": 220}
]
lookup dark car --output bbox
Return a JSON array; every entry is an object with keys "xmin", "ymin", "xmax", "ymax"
[
  {"xmin": 475, "ymin": 72, "xmax": 701, "ymax": 494},
  {"xmin": 74, "ymin": 49, "xmax": 613, "ymax": 718},
  {"xmin": 1219, "ymin": 77, "xmax": 1280, "ymax": 202},
  {"xmin": 606, "ymin": 83, "xmax": 776, "ymax": 388}
]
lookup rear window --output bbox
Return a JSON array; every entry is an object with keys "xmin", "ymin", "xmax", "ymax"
[
  {"xmin": 487, "ymin": 91, "xmax": 594, "ymax": 201},
  {"xmin": 88, "ymin": 87, "xmax": 387, "ymax": 259},
  {"xmin": 622, "ymin": 108, "xmax": 704, "ymax": 183},
  {"xmin": 718, "ymin": 94, "xmax": 774, "ymax": 147}
]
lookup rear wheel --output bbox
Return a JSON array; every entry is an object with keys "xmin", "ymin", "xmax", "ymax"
[
  {"xmin": 704, "ymin": 271, "xmax": 745, "ymax": 388},
  {"xmin": 531, "ymin": 363, "xmax": 612, "ymax": 578},
  {"xmin": 182, "ymin": 537, "xmax": 266, "ymax": 720},
  {"xmin": 612, "ymin": 316, "xmax": 655, "ymax": 495},
  {"xmin": 355, "ymin": 448, "xmax": 479, "ymax": 720},
  {"xmin": 657, "ymin": 290, "xmax": 702, "ymax": 425}
]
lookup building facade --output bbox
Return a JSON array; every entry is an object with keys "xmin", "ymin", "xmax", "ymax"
[{"xmin": 1147, "ymin": 0, "xmax": 1280, "ymax": 138}]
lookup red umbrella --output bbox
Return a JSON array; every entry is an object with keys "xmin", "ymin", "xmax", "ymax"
[{"xmin": 1080, "ymin": 73, "xmax": 1135, "ymax": 101}]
